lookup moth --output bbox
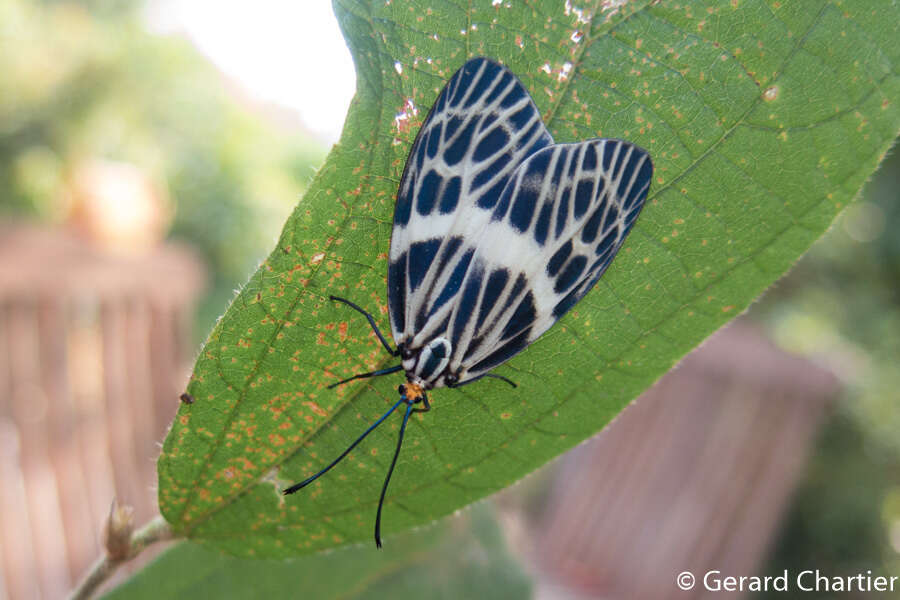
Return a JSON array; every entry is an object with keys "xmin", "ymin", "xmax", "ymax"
[{"xmin": 284, "ymin": 57, "xmax": 653, "ymax": 547}]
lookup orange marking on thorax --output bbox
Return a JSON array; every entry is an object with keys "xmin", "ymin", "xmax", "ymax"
[{"xmin": 401, "ymin": 383, "xmax": 426, "ymax": 403}]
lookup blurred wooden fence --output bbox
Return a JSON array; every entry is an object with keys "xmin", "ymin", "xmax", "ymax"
[
  {"xmin": 0, "ymin": 224, "xmax": 204, "ymax": 599},
  {"xmin": 523, "ymin": 323, "xmax": 836, "ymax": 600}
]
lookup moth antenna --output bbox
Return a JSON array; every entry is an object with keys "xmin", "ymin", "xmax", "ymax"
[
  {"xmin": 283, "ymin": 398, "xmax": 405, "ymax": 495},
  {"xmin": 374, "ymin": 400, "xmax": 415, "ymax": 548}
]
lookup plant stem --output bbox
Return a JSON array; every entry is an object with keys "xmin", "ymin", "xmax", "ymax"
[{"xmin": 68, "ymin": 516, "xmax": 174, "ymax": 600}]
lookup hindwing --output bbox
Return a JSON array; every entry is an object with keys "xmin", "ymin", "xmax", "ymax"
[{"xmin": 442, "ymin": 139, "xmax": 652, "ymax": 381}]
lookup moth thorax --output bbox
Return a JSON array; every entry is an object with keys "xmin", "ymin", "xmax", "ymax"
[{"xmin": 409, "ymin": 337, "xmax": 451, "ymax": 386}]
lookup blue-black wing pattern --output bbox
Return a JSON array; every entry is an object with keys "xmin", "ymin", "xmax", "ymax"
[
  {"xmin": 442, "ymin": 139, "xmax": 652, "ymax": 381},
  {"xmin": 388, "ymin": 57, "xmax": 653, "ymax": 385},
  {"xmin": 388, "ymin": 58, "xmax": 553, "ymax": 344}
]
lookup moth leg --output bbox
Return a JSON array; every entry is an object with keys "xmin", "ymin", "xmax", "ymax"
[
  {"xmin": 327, "ymin": 364, "xmax": 403, "ymax": 389},
  {"xmin": 448, "ymin": 372, "xmax": 518, "ymax": 389},
  {"xmin": 329, "ymin": 295, "xmax": 399, "ymax": 356},
  {"xmin": 412, "ymin": 396, "xmax": 431, "ymax": 414},
  {"xmin": 483, "ymin": 373, "xmax": 518, "ymax": 388}
]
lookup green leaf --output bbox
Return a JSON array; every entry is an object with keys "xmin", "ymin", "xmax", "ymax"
[
  {"xmin": 103, "ymin": 504, "xmax": 530, "ymax": 599},
  {"xmin": 158, "ymin": 0, "xmax": 900, "ymax": 557}
]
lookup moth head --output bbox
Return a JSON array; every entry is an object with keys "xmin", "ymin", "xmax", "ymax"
[{"xmin": 398, "ymin": 382, "xmax": 427, "ymax": 404}]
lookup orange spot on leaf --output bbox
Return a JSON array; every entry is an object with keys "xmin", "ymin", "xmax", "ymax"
[{"xmin": 303, "ymin": 401, "xmax": 328, "ymax": 417}]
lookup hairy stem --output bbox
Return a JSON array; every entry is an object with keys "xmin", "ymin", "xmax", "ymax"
[{"xmin": 68, "ymin": 516, "xmax": 174, "ymax": 600}]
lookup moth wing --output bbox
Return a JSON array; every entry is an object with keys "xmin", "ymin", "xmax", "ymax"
[
  {"xmin": 441, "ymin": 139, "xmax": 654, "ymax": 382},
  {"xmin": 387, "ymin": 57, "xmax": 553, "ymax": 347}
]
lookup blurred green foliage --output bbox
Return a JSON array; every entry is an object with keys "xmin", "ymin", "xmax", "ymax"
[
  {"xmin": 0, "ymin": 0, "xmax": 325, "ymax": 333},
  {"xmin": 756, "ymin": 146, "xmax": 900, "ymax": 595},
  {"xmin": 103, "ymin": 503, "xmax": 531, "ymax": 600}
]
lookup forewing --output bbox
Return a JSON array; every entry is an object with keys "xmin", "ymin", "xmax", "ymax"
[
  {"xmin": 441, "ymin": 139, "xmax": 654, "ymax": 382},
  {"xmin": 387, "ymin": 57, "xmax": 554, "ymax": 346}
]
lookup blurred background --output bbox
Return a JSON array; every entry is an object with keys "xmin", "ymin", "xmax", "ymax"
[{"xmin": 0, "ymin": 0, "xmax": 897, "ymax": 598}]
